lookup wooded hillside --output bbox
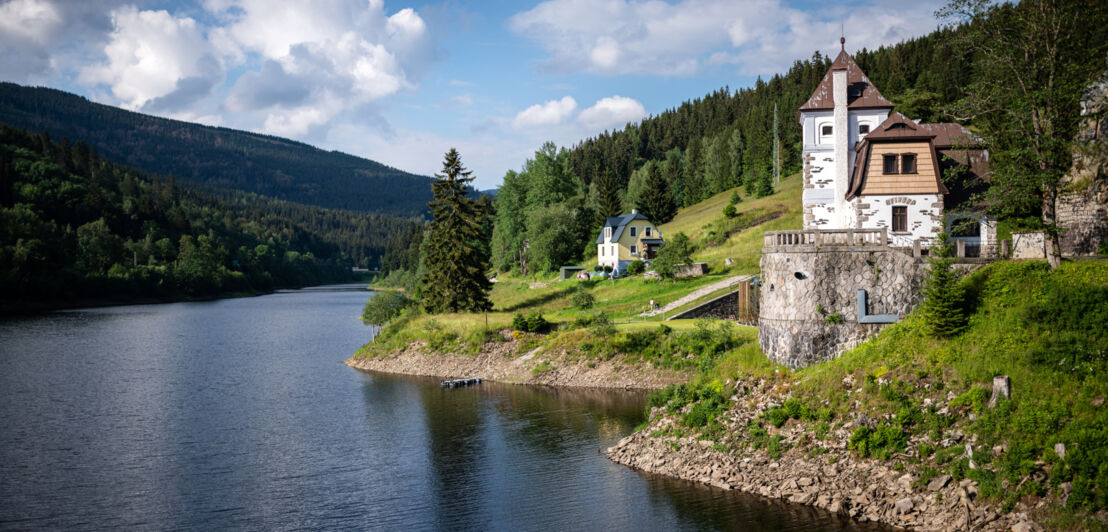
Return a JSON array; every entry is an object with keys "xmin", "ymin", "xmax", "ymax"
[{"xmin": 0, "ymin": 83, "xmax": 433, "ymax": 217}]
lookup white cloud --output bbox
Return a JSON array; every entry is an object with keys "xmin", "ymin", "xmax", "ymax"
[
  {"xmin": 79, "ymin": 7, "xmax": 222, "ymax": 111},
  {"xmin": 512, "ymin": 96, "xmax": 577, "ymax": 129},
  {"xmin": 577, "ymin": 95, "xmax": 646, "ymax": 132},
  {"xmin": 509, "ymin": 0, "xmax": 944, "ymax": 76},
  {"xmin": 0, "ymin": 0, "xmax": 62, "ymax": 45},
  {"xmin": 211, "ymin": 0, "xmax": 435, "ymax": 137},
  {"xmin": 0, "ymin": 0, "xmax": 123, "ymax": 80}
]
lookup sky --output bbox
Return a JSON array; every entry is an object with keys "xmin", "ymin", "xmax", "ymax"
[{"xmin": 0, "ymin": 0, "xmax": 948, "ymax": 190}]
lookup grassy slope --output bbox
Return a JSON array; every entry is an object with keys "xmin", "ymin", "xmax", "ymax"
[
  {"xmin": 664, "ymin": 259, "xmax": 1108, "ymax": 528},
  {"xmin": 358, "ymin": 173, "xmax": 800, "ymax": 372}
]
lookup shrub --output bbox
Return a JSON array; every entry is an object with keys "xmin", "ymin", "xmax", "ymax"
[
  {"xmin": 729, "ymin": 189, "xmax": 741, "ymax": 205},
  {"xmin": 512, "ymin": 312, "xmax": 549, "ymax": 332},
  {"xmin": 723, "ymin": 204, "xmax": 737, "ymax": 218},
  {"xmin": 571, "ymin": 290, "xmax": 595, "ymax": 309},
  {"xmin": 361, "ymin": 290, "xmax": 413, "ymax": 325},
  {"xmin": 626, "ymin": 260, "xmax": 646, "ymax": 275},
  {"xmin": 849, "ymin": 424, "xmax": 907, "ymax": 459},
  {"xmin": 949, "ymin": 386, "xmax": 989, "ymax": 414},
  {"xmin": 765, "ymin": 407, "xmax": 790, "ymax": 428}
]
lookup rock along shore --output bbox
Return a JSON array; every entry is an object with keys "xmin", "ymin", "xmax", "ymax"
[
  {"xmin": 344, "ymin": 333, "xmax": 689, "ymax": 390},
  {"xmin": 605, "ymin": 378, "xmax": 1041, "ymax": 532}
]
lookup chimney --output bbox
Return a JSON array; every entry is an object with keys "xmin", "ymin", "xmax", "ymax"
[
  {"xmin": 631, "ymin": 208, "xmax": 638, "ymax": 214},
  {"xmin": 832, "ymin": 66, "xmax": 849, "ymax": 217}
]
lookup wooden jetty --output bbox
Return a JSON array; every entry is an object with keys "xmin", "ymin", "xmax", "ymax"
[{"xmin": 441, "ymin": 377, "xmax": 482, "ymax": 389}]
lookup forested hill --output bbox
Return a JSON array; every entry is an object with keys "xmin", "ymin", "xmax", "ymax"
[
  {"xmin": 0, "ymin": 123, "xmax": 416, "ymax": 308},
  {"xmin": 564, "ymin": 26, "xmax": 971, "ymax": 199},
  {"xmin": 0, "ymin": 82, "xmax": 433, "ymax": 216}
]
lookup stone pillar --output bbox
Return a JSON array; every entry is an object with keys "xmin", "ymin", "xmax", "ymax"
[
  {"xmin": 956, "ymin": 239, "xmax": 966, "ymax": 258},
  {"xmin": 913, "ymin": 240, "xmax": 921, "ymax": 258}
]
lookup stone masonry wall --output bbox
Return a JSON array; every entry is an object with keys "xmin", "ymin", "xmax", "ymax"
[
  {"xmin": 759, "ymin": 248, "xmax": 926, "ymax": 368},
  {"xmin": 669, "ymin": 291, "xmax": 738, "ymax": 321}
]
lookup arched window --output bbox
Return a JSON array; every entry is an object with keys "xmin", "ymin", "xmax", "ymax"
[{"xmin": 821, "ymin": 125, "xmax": 833, "ymax": 136}]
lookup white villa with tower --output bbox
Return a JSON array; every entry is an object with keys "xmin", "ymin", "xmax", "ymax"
[{"xmin": 799, "ymin": 38, "xmax": 993, "ymax": 254}]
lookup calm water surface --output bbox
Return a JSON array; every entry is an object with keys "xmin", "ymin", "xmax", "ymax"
[{"xmin": 0, "ymin": 285, "xmax": 884, "ymax": 530}]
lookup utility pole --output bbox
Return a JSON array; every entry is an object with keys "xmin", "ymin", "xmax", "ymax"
[{"xmin": 773, "ymin": 102, "xmax": 781, "ymax": 185}]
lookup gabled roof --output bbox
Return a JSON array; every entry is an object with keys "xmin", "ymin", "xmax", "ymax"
[
  {"xmin": 799, "ymin": 49, "xmax": 895, "ymax": 113},
  {"xmin": 846, "ymin": 112, "xmax": 953, "ymax": 199},
  {"xmin": 595, "ymin": 212, "xmax": 651, "ymax": 244}
]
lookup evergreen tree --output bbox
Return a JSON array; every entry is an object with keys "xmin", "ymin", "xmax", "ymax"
[
  {"xmin": 420, "ymin": 148, "xmax": 492, "ymax": 313},
  {"xmin": 594, "ymin": 168, "xmax": 624, "ymax": 219},
  {"xmin": 921, "ymin": 232, "xmax": 966, "ymax": 337},
  {"xmin": 636, "ymin": 162, "xmax": 677, "ymax": 224},
  {"xmin": 755, "ymin": 169, "xmax": 774, "ymax": 198},
  {"xmin": 728, "ymin": 129, "xmax": 744, "ymax": 189}
]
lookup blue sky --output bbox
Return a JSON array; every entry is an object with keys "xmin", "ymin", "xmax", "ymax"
[{"xmin": 0, "ymin": 0, "xmax": 946, "ymax": 189}]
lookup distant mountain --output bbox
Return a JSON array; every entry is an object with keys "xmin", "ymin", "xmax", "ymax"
[{"xmin": 0, "ymin": 82, "xmax": 433, "ymax": 216}]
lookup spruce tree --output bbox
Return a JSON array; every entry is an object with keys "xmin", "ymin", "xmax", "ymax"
[
  {"xmin": 594, "ymin": 168, "xmax": 624, "ymax": 220},
  {"xmin": 755, "ymin": 169, "xmax": 774, "ymax": 198},
  {"xmin": 921, "ymin": 232, "xmax": 967, "ymax": 336},
  {"xmin": 636, "ymin": 162, "xmax": 677, "ymax": 224},
  {"xmin": 420, "ymin": 148, "xmax": 492, "ymax": 313}
]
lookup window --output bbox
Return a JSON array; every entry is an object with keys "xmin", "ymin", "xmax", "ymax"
[
  {"xmin": 630, "ymin": 245, "xmax": 638, "ymax": 255},
  {"xmin": 892, "ymin": 206, "xmax": 908, "ymax": 233},
  {"xmin": 859, "ymin": 124, "xmax": 870, "ymax": 135},
  {"xmin": 645, "ymin": 227, "xmax": 652, "ymax": 237},
  {"xmin": 611, "ymin": 245, "xmax": 616, "ymax": 256},
  {"xmin": 901, "ymin": 153, "xmax": 917, "ymax": 174},
  {"xmin": 600, "ymin": 246, "xmax": 605, "ymax": 256},
  {"xmin": 630, "ymin": 226, "xmax": 637, "ymax": 237},
  {"xmin": 821, "ymin": 125, "xmax": 833, "ymax": 136},
  {"xmin": 604, "ymin": 226, "xmax": 612, "ymax": 240},
  {"xmin": 883, "ymin": 154, "xmax": 899, "ymax": 174}
]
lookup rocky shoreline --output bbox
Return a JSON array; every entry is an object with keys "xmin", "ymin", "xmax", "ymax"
[
  {"xmin": 605, "ymin": 378, "xmax": 1044, "ymax": 532},
  {"xmin": 347, "ymin": 336, "xmax": 1048, "ymax": 531},
  {"xmin": 344, "ymin": 333, "xmax": 689, "ymax": 390}
]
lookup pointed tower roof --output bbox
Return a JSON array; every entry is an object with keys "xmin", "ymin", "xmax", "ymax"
[{"xmin": 799, "ymin": 48, "xmax": 895, "ymax": 112}]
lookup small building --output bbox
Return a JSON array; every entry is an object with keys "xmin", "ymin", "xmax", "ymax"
[
  {"xmin": 596, "ymin": 210, "xmax": 663, "ymax": 273},
  {"xmin": 799, "ymin": 38, "xmax": 991, "ymax": 253}
]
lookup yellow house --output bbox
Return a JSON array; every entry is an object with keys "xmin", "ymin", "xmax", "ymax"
[{"xmin": 595, "ymin": 210, "xmax": 664, "ymax": 273}]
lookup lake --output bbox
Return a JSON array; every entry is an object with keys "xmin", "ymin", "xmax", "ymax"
[{"xmin": 0, "ymin": 285, "xmax": 882, "ymax": 530}]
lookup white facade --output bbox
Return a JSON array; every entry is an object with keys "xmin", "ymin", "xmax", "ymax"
[
  {"xmin": 800, "ymin": 89, "xmax": 890, "ymax": 233},
  {"xmin": 854, "ymin": 194, "xmax": 944, "ymax": 247}
]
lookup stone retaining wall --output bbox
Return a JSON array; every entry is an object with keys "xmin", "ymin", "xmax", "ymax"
[{"xmin": 759, "ymin": 245, "xmax": 925, "ymax": 367}]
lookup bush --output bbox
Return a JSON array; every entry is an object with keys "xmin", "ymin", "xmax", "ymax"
[
  {"xmin": 512, "ymin": 312, "xmax": 549, "ymax": 332},
  {"xmin": 849, "ymin": 424, "xmax": 908, "ymax": 459},
  {"xmin": 626, "ymin": 260, "xmax": 646, "ymax": 275},
  {"xmin": 361, "ymin": 291, "xmax": 413, "ymax": 325},
  {"xmin": 723, "ymin": 204, "xmax": 737, "ymax": 218},
  {"xmin": 571, "ymin": 290, "xmax": 595, "ymax": 309},
  {"xmin": 729, "ymin": 189, "xmax": 741, "ymax": 205}
]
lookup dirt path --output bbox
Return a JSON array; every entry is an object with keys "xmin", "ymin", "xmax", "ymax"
[{"xmin": 643, "ymin": 274, "xmax": 755, "ymax": 317}]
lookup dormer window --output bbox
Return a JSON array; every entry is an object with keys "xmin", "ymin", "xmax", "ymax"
[
  {"xmin": 859, "ymin": 124, "xmax": 870, "ymax": 135},
  {"xmin": 883, "ymin": 154, "xmax": 899, "ymax": 174},
  {"xmin": 901, "ymin": 153, "xmax": 917, "ymax": 174},
  {"xmin": 821, "ymin": 125, "xmax": 833, "ymax": 136},
  {"xmin": 849, "ymin": 85, "xmax": 862, "ymax": 98},
  {"xmin": 604, "ymin": 226, "xmax": 612, "ymax": 240}
]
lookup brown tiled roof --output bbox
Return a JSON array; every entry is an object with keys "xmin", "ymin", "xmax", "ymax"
[{"xmin": 799, "ymin": 50, "xmax": 895, "ymax": 112}]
